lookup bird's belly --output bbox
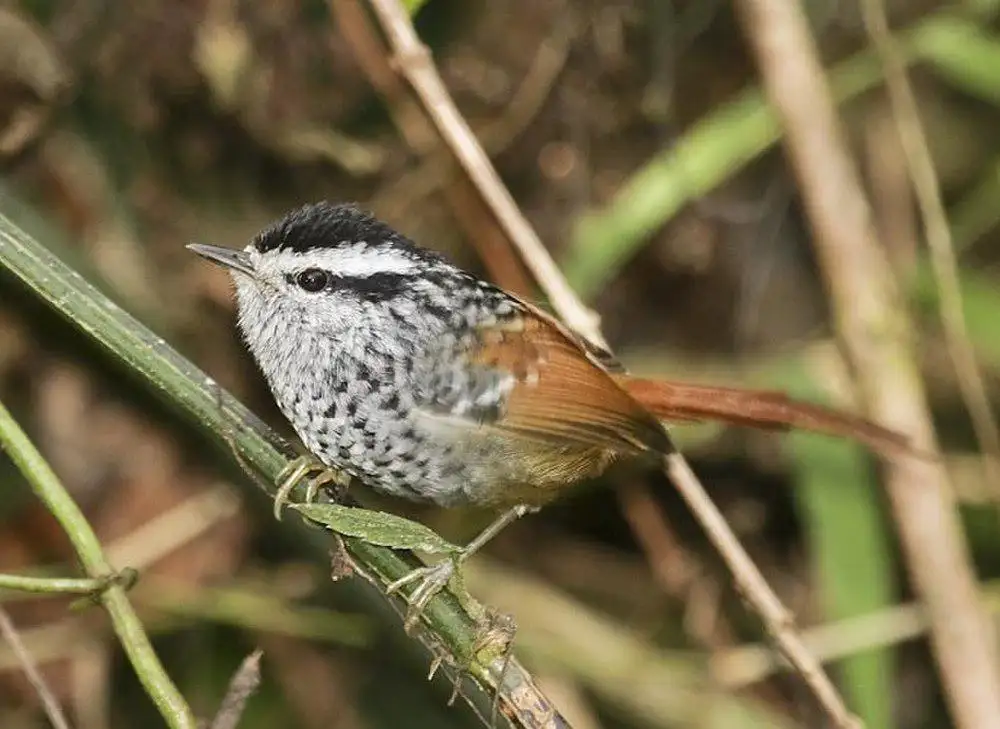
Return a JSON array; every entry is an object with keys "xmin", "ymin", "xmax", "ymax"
[
  {"xmin": 293, "ymin": 407, "xmax": 616, "ymax": 509},
  {"xmin": 449, "ymin": 435, "xmax": 619, "ymax": 508},
  {"xmin": 274, "ymin": 351, "xmax": 623, "ymax": 509},
  {"xmin": 286, "ymin": 398, "xmax": 466, "ymax": 505}
]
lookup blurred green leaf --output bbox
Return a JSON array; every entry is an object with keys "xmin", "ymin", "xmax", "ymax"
[
  {"xmin": 913, "ymin": 16, "xmax": 1000, "ymax": 106},
  {"xmin": 779, "ymin": 364, "xmax": 897, "ymax": 729},
  {"xmin": 948, "ymin": 156, "xmax": 1000, "ymax": 253},
  {"xmin": 789, "ymin": 433, "xmax": 895, "ymax": 729},
  {"xmin": 402, "ymin": 0, "xmax": 431, "ymax": 16},
  {"xmin": 563, "ymin": 11, "xmax": 999, "ymax": 301},
  {"xmin": 911, "ymin": 261, "xmax": 1000, "ymax": 368},
  {"xmin": 563, "ymin": 20, "xmax": 906, "ymax": 298}
]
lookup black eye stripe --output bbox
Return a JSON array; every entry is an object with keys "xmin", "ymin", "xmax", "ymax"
[
  {"xmin": 286, "ymin": 270, "xmax": 410, "ymax": 302},
  {"xmin": 345, "ymin": 272, "xmax": 409, "ymax": 302}
]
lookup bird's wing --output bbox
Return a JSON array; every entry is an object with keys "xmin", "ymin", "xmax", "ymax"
[{"xmin": 447, "ymin": 300, "xmax": 672, "ymax": 455}]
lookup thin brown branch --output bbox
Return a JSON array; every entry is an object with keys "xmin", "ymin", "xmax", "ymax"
[
  {"xmin": 362, "ymin": 0, "xmax": 606, "ymax": 349},
  {"xmin": 718, "ymin": 575, "xmax": 1000, "ymax": 688},
  {"xmin": 864, "ymin": 104, "xmax": 917, "ymax": 270},
  {"xmin": 359, "ymin": 0, "xmax": 857, "ymax": 724},
  {"xmin": 370, "ymin": 23, "xmax": 572, "ymax": 263},
  {"xmin": 733, "ymin": 1, "xmax": 1000, "ymax": 728},
  {"xmin": 328, "ymin": 0, "xmax": 434, "ymax": 154},
  {"xmin": 617, "ymin": 482, "xmax": 694, "ymax": 598},
  {"xmin": 329, "ymin": 0, "xmax": 536, "ymax": 298},
  {"xmin": 617, "ymin": 482, "xmax": 735, "ymax": 651},
  {"xmin": 465, "ymin": 559, "xmax": 799, "ymax": 729},
  {"xmin": 0, "ymin": 605, "xmax": 73, "ymax": 729},
  {"xmin": 664, "ymin": 456, "xmax": 860, "ymax": 728},
  {"xmin": 716, "ymin": 593, "xmax": 927, "ymax": 689},
  {"xmin": 209, "ymin": 649, "xmax": 264, "ymax": 729},
  {"xmin": 859, "ymin": 0, "xmax": 1000, "ymax": 501}
]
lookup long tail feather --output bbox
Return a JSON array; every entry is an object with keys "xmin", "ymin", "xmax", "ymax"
[{"xmin": 618, "ymin": 376, "xmax": 920, "ymax": 458}]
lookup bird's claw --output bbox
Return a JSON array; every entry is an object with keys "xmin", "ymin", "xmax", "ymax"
[
  {"xmin": 386, "ymin": 559, "xmax": 457, "ymax": 632},
  {"xmin": 273, "ymin": 455, "xmax": 350, "ymax": 520}
]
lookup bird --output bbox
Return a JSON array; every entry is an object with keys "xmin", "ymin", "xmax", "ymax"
[{"xmin": 188, "ymin": 200, "xmax": 914, "ymax": 624}]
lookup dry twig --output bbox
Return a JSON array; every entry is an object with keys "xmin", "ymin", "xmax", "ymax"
[
  {"xmin": 0, "ymin": 605, "xmax": 72, "ymax": 729},
  {"xmin": 733, "ymin": 1, "xmax": 1000, "ymax": 727},
  {"xmin": 663, "ymin": 456, "xmax": 858, "ymax": 728},
  {"xmin": 617, "ymin": 482, "xmax": 734, "ymax": 651},
  {"xmin": 208, "ymin": 649, "xmax": 264, "ymax": 729},
  {"xmin": 363, "ymin": 0, "xmax": 606, "ymax": 348},
  {"xmin": 361, "ymin": 0, "xmax": 857, "ymax": 725},
  {"xmin": 858, "ymin": 0, "xmax": 1000, "ymax": 500},
  {"xmin": 330, "ymin": 0, "xmax": 536, "ymax": 297}
]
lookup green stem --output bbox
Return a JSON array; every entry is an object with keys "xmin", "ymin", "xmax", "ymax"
[
  {"xmin": 0, "ymin": 573, "xmax": 108, "ymax": 595},
  {"xmin": 0, "ymin": 399, "xmax": 196, "ymax": 729}
]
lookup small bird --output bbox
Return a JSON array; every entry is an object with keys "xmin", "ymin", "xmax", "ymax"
[{"xmin": 189, "ymin": 201, "xmax": 913, "ymax": 622}]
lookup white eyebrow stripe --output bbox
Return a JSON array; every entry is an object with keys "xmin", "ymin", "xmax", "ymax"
[{"xmin": 265, "ymin": 244, "xmax": 419, "ymax": 277}]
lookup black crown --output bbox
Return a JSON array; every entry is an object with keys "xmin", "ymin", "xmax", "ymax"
[{"xmin": 253, "ymin": 201, "xmax": 414, "ymax": 256}]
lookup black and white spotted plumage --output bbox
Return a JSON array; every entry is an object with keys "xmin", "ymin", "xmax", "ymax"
[{"xmin": 231, "ymin": 202, "xmax": 557, "ymax": 506}]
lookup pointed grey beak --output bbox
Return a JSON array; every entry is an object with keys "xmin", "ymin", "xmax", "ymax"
[{"xmin": 186, "ymin": 243, "xmax": 256, "ymax": 278}]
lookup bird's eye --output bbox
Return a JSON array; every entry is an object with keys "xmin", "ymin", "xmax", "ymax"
[{"xmin": 296, "ymin": 268, "xmax": 329, "ymax": 292}]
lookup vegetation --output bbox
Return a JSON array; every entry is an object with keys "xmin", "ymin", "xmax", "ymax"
[{"xmin": 2, "ymin": 1, "xmax": 1000, "ymax": 727}]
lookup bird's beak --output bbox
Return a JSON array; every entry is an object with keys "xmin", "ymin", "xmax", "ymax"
[{"xmin": 186, "ymin": 243, "xmax": 256, "ymax": 278}]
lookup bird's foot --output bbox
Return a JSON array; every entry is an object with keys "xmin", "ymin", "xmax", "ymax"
[
  {"xmin": 386, "ymin": 558, "xmax": 460, "ymax": 632},
  {"xmin": 385, "ymin": 505, "xmax": 534, "ymax": 632},
  {"xmin": 273, "ymin": 454, "xmax": 351, "ymax": 520}
]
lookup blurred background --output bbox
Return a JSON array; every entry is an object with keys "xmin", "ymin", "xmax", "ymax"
[{"xmin": 2, "ymin": 0, "xmax": 1000, "ymax": 727}]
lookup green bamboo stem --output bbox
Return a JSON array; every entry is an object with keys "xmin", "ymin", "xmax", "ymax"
[{"xmin": 0, "ymin": 398, "xmax": 197, "ymax": 729}]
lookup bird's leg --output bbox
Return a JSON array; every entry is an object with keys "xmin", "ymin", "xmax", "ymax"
[
  {"xmin": 387, "ymin": 504, "xmax": 534, "ymax": 632},
  {"xmin": 273, "ymin": 454, "xmax": 351, "ymax": 520}
]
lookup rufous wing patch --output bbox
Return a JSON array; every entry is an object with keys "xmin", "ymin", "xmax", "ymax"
[{"xmin": 469, "ymin": 305, "xmax": 672, "ymax": 456}]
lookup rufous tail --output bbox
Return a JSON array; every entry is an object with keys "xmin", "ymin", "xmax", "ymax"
[{"xmin": 618, "ymin": 376, "xmax": 922, "ymax": 459}]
